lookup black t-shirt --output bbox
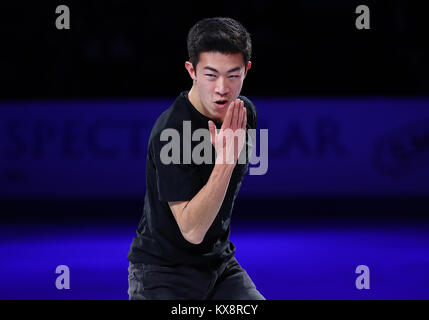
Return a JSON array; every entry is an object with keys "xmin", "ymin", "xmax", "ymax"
[{"xmin": 127, "ymin": 91, "xmax": 257, "ymax": 267}]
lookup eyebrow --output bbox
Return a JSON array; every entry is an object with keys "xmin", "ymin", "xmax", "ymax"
[{"xmin": 203, "ymin": 66, "xmax": 241, "ymax": 73}]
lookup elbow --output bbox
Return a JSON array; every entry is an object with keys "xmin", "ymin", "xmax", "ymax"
[
  {"xmin": 182, "ymin": 229, "xmax": 204, "ymax": 245},
  {"xmin": 179, "ymin": 205, "xmax": 205, "ymax": 245}
]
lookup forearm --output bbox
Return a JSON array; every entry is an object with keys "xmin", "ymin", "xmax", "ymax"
[{"xmin": 181, "ymin": 162, "xmax": 235, "ymax": 244}]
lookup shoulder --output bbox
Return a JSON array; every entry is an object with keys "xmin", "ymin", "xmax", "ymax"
[
  {"xmin": 239, "ymin": 94, "xmax": 257, "ymax": 116},
  {"xmin": 238, "ymin": 94, "xmax": 257, "ymax": 128},
  {"xmin": 149, "ymin": 94, "xmax": 190, "ymax": 144}
]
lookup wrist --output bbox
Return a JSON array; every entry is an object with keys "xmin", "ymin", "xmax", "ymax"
[{"xmin": 215, "ymin": 154, "xmax": 236, "ymax": 167}]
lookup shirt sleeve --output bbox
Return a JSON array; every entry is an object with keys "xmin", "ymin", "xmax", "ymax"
[
  {"xmin": 241, "ymin": 96, "xmax": 257, "ymax": 164},
  {"xmin": 150, "ymin": 130, "xmax": 204, "ymax": 202}
]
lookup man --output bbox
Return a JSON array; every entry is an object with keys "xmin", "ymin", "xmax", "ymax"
[{"xmin": 127, "ymin": 17, "xmax": 264, "ymax": 300}]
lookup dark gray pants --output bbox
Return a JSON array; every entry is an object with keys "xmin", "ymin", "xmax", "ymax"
[{"xmin": 128, "ymin": 256, "xmax": 265, "ymax": 300}]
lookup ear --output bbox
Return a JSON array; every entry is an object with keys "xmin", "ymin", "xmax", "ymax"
[
  {"xmin": 246, "ymin": 61, "xmax": 252, "ymax": 71},
  {"xmin": 185, "ymin": 61, "xmax": 197, "ymax": 81},
  {"xmin": 244, "ymin": 61, "xmax": 251, "ymax": 77}
]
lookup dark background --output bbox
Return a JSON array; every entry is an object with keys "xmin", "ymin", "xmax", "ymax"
[{"xmin": 1, "ymin": 0, "xmax": 429, "ymax": 100}]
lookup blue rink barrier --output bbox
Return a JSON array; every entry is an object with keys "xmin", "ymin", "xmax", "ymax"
[{"xmin": 1, "ymin": 97, "xmax": 428, "ymax": 197}]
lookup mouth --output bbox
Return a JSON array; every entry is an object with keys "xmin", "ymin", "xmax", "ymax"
[{"xmin": 214, "ymin": 100, "xmax": 228, "ymax": 109}]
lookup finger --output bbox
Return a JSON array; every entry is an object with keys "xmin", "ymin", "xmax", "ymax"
[
  {"xmin": 236, "ymin": 99, "xmax": 243, "ymax": 128},
  {"xmin": 208, "ymin": 121, "xmax": 216, "ymax": 145},
  {"xmin": 238, "ymin": 101, "xmax": 244, "ymax": 130},
  {"xmin": 231, "ymin": 99, "xmax": 240, "ymax": 129},
  {"xmin": 222, "ymin": 101, "xmax": 234, "ymax": 129},
  {"xmin": 241, "ymin": 105, "xmax": 247, "ymax": 129}
]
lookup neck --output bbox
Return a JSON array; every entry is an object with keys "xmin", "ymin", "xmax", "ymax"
[{"xmin": 187, "ymin": 86, "xmax": 204, "ymax": 115}]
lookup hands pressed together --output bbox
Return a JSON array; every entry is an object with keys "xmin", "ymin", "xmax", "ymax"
[{"xmin": 208, "ymin": 99, "xmax": 247, "ymax": 165}]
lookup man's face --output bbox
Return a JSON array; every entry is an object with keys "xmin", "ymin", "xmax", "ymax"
[{"xmin": 189, "ymin": 51, "xmax": 250, "ymax": 122}]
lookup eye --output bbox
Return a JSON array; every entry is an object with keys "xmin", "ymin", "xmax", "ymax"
[
  {"xmin": 228, "ymin": 75, "xmax": 239, "ymax": 79},
  {"xmin": 205, "ymin": 74, "xmax": 216, "ymax": 78}
]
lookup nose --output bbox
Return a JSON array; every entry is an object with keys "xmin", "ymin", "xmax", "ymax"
[{"xmin": 215, "ymin": 77, "xmax": 229, "ymax": 96}]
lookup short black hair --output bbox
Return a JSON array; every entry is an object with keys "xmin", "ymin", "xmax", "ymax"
[{"xmin": 187, "ymin": 17, "xmax": 252, "ymax": 72}]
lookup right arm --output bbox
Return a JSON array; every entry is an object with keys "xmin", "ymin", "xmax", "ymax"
[
  {"xmin": 168, "ymin": 99, "xmax": 247, "ymax": 244},
  {"xmin": 169, "ymin": 162, "xmax": 234, "ymax": 244}
]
